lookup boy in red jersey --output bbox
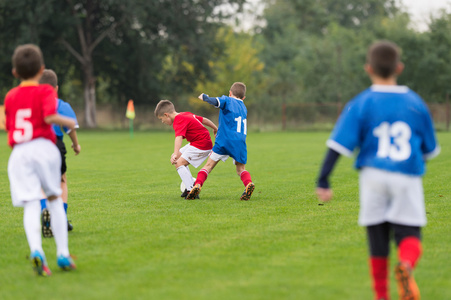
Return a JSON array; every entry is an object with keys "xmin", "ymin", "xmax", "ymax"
[
  {"xmin": 155, "ymin": 100, "xmax": 217, "ymax": 198},
  {"xmin": 4, "ymin": 44, "xmax": 77, "ymax": 276}
]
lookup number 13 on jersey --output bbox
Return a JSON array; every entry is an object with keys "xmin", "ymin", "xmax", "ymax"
[
  {"xmin": 373, "ymin": 121, "xmax": 411, "ymax": 161},
  {"xmin": 235, "ymin": 116, "xmax": 247, "ymax": 135}
]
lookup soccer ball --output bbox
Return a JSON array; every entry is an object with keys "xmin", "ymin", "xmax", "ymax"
[{"xmin": 180, "ymin": 177, "xmax": 196, "ymax": 192}]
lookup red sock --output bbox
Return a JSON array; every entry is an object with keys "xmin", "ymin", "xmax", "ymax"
[
  {"xmin": 195, "ymin": 169, "xmax": 209, "ymax": 187},
  {"xmin": 240, "ymin": 170, "xmax": 252, "ymax": 187},
  {"xmin": 398, "ymin": 237, "xmax": 422, "ymax": 268},
  {"xmin": 370, "ymin": 256, "xmax": 389, "ymax": 300}
]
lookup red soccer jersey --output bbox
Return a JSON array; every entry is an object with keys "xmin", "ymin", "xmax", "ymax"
[
  {"xmin": 173, "ymin": 112, "xmax": 213, "ymax": 150},
  {"xmin": 4, "ymin": 82, "xmax": 57, "ymax": 147}
]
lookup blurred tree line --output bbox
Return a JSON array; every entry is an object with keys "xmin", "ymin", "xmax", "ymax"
[{"xmin": 0, "ymin": 0, "xmax": 450, "ymax": 128}]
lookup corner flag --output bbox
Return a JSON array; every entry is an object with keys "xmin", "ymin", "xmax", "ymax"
[{"xmin": 126, "ymin": 100, "xmax": 135, "ymax": 119}]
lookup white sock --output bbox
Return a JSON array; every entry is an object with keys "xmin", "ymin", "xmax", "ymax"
[
  {"xmin": 23, "ymin": 200, "xmax": 44, "ymax": 254},
  {"xmin": 177, "ymin": 165, "xmax": 194, "ymax": 191},
  {"xmin": 47, "ymin": 198, "xmax": 70, "ymax": 257}
]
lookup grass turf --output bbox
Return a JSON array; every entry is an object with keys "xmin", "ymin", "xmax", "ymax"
[{"xmin": 0, "ymin": 131, "xmax": 449, "ymax": 299}]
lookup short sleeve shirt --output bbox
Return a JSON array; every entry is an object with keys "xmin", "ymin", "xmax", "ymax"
[
  {"xmin": 53, "ymin": 99, "xmax": 79, "ymax": 138},
  {"xmin": 328, "ymin": 85, "xmax": 440, "ymax": 175},
  {"xmin": 172, "ymin": 112, "xmax": 212, "ymax": 150},
  {"xmin": 5, "ymin": 82, "xmax": 57, "ymax": 147}
]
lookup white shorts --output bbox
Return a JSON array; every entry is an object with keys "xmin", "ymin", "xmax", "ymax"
[
  {"xmin": 8, "ymin": 138, "xmax": 62, "ymax": 207},
  {"xmin": 209, "ymin": 151, "xmax": 237, "ymax": 165},
  {"xmin": 180, "ymin": 144, "xmax": 211, "ymax": 168},
  {"xmin": 359, "ymin": 167, "xmax": 426, "ymax": 227}
]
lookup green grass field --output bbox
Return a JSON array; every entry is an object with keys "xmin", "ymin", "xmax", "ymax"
[{"xmin": 0, "ymin": 131, "xmax": 449, "ymax": 300}]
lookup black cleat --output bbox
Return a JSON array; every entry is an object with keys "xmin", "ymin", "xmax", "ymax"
[
  {"xmin": 41, "ymin": 209, "xmax": 53, "ymax": 238},
  {"xmin": 67, "ymin": 221, "xmax": 73, "ymax": 232},
  {"xmin": 180, "ymin": 189, "xmax": 189, "ymax": 198}
]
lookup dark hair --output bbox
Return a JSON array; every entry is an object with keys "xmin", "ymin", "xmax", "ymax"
[
  {"xmin": 230, "ymin": 82, "xmax": 246, "ymax": 99},
  {"xmin": 154, "ymin": 100, "xmax": 175, "ymax": 117},
  {"xmin": 367, "ymin": 41, "xmax": 400, "ymax": 79},
  {"xmin": 39, "ymin": 69, "xmax": 58, "ymax": 87},
  {"xmin": 12, "ymin": 44, "xmax": 44, "ymax": 79}
]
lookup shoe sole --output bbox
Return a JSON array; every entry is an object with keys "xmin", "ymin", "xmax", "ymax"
[
  {"xmin": 41, "ymin": 209, "xmax": 53, "ymax": 238},
  {"xmin": 186, "ymin": 185, "xmax": 201, "ymax": 200},
  {"xmin": 395, "ymin": 263, "xmax": 420, "ymax": 300},
  {"xmin": 240, "ymin": 183, "xmax": 255, "ymax": 201}
]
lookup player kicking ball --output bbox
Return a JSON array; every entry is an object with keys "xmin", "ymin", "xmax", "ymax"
[
  {"xmin": 186, "ymin": 82, "xmax": 255, "ymax": 201},
  {"xmin": 155, "ymin": 100, "xmax": 218, "ymax": 198}
]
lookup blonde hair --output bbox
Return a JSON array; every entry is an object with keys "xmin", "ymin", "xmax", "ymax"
[{"xmin": 154, "ymin": 100, "xmax": 175, "ymax": 117}]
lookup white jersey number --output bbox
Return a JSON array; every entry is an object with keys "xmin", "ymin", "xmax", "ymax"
[
  {"xmin": 373, "ymin": 121, "xmax": 411, "ymax": 161},
  {"xmin": 234, "ymin": 116, "xmax": 247, "ymax": 135},
  {"xmin": 13, "ymin": 108, "xmax": 33, "ymax": 143}
]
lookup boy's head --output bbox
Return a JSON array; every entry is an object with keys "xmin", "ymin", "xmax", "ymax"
[
  {"xmin": 39, "ymin": 69, "xmax": 58, "ymax": 89},
  {"xmin": 12, "ymin": 44, "xmax": 45, "ymax": 80},
  {"xmin": 230, "ymin": 82, "xmax": 246, "ymax": 99},
  {"xmin": 155, "ymin": 100, "xmax": 176, "ymax": 125},
  {"xmin": 366, "ymin": 40, "xmax": 402, "ymax": 79}
]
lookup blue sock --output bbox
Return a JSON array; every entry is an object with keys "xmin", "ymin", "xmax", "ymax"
[
  {"xmin": 64, "ymin": 203, "xmax": 68, "ymax": 215},
  {"xmin": 40, "ymin": 199, "xmax": 47, "ymax": 211}
]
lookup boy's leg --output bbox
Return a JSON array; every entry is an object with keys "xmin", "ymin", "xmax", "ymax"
[
  {"xmin": 46, "ymin": 196, "xmax": 70, "ymax": 257},
  {"xmin": 175, "ymin": 157, "xmax": 195, "ymax": 194},
  {"xmin": 393, "ymin": 224, "xmax": 421, "ymax": 300},
  {"xmin": 367, "ymin": 222, "xmax": 390, "ymax": 300},
  {"xmin": 24, "ymin": 200, "xmax": 52, "ymax": 276},
  {"xmin": 186, "ymin": 158, "xmax": 218, "ymax": 200},
  {"xmin": 236, "ymin": 163, "xmax": 254, "ymax": 201}
]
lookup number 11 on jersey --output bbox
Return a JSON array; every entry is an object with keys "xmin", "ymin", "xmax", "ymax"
[{"xmin": 235, "ymin": 116, "xmax": 247, "ymax": 135}]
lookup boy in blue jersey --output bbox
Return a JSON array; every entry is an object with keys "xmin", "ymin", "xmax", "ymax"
[
  {"xmin": 316, "ymin": 41, "xmax": 440, "ymax": 300},
  {"xmin": 186, "ymin": 82, "xmax": 255, "ymax": 200},
  {"xmin": 39, "ymin": 69, "xmax": 81, "ymax": 237}
]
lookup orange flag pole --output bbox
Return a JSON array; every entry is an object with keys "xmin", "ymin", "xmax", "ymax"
[{"xmin": 125, "ymin": 100, "xmax": 135, "ymax": 138}]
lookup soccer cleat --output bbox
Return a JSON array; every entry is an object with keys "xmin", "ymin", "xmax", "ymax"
[
  {"xmin": 57, "ymin": 255, "xmax": 77, "ymax": 271},
  {"xmin": 240, "ymin": 182, "xmax": 255, "ymax": 201},
  {"xmin": 395, "ymin": 262, "xmax": 420, "ymax": 300},
  {"xmin": 41, "ymin": 208, "xmax": 53, "ymax": 238},
  {"xmin": 67, "ymin": 220, "xmax": 73, "ymax": 232},
  {"xmin": 30, "ymin": 251, "xmax": 52, "ymax": 276},
  {"xmin": 180, "ymin": 189, "xmax": 189, "ymax": 198},
  {"xmin": 186, "ymin": 184, "xmax": 201, "ymax": 200}
]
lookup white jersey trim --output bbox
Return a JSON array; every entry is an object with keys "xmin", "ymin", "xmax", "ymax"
[
  {"xmin": 215, "ymin": 97, "xmax": 220, "ymax": 108},
  {"xmin": 327, "ymin": 139, "xmax": 353, "ymax": 157},
  {"xmin": 423, "ymin": 146, "xmax": 441, "ymax": 160},
  {"xmin": 370, "ymin": 85, "xmax": 409, "ymax": 94}
]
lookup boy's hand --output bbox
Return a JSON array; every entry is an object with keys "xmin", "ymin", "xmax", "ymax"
[
  {"xmin": 316, "ymin": 187, "xmax": 333, "ymax": 203},
  {"xmin": 71, "ymin": 144, "xmax": 81, "ymax": 155},
  {"xmin": 198, "ymin": 93, "xmax": 204, "ymax": 100},
  {"xmin": 170, "ymin": 153, "xmax": 178, "ymax": 164}
]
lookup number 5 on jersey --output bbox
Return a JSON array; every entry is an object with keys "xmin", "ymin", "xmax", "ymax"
[{"xmin": 13, "ymin": 108, "xmax": 33, "ymax": 143}]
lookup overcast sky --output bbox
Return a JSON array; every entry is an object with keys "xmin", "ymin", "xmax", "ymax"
[{"xmin": 237, "ymin": 0, "xmax": 451, "ymax": 32}]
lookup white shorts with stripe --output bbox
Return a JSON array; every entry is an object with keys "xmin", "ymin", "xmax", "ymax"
[
  {"xmin": 358, "ymin": 167, "xmax": 426, "ymax": 227},
  {"xmin": 8, "ymin": 138, "xmax": 62, "ymax": 207},
  {"xmin": 180, "ymin": 144, "xmax": 211, "ymax": 168}
]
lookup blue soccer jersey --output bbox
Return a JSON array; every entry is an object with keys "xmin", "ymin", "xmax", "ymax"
[
  {"xmin": 210, "ymin": 95, "xmax": 248, "ymax": 164},
  {"xmin": 53, "ymin": 99, "xmax": 79, "ymax": 138},
  {"xmin": 327, "ymin": 85, "xmax": 440, "ymax": 176}
]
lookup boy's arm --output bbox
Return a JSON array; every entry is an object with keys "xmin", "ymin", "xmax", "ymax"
[
  {"xmin": 171, "ymin": 136, "xmax": 184, "ymax": 164},
  {"xmin": 316, "ymin": 148, "xmax": 341, "ymax": 202},
  {"xmin": 202, "ymin": 117, "xmax": 218, "ymax": 135},
  {"xmin": 68, "ymin": 130, "xmax": 81, "ymax": 155},
  {"xmin": 198, "ymin": 94, "xmax": 219, "ymax": 107},
  {"xmin": 45, "ymin": 114, "xmax": 76, "ymax": 131}
]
